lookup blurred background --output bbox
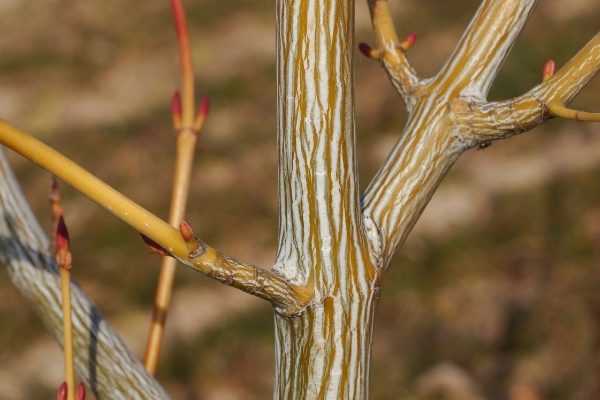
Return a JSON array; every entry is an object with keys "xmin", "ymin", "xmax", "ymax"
[{"xmin": 0, "ymin": 0, "xmax": 599, "ymax": 398}]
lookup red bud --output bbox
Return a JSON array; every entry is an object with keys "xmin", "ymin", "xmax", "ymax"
[
  {"xmin": 55, "ymin": 215, "xmax": 73, "ymax": 269},
  {"xmin": 171, "ymin": 91, "xmax": 182, "ymax": 117},
  {"xmin": 198, "ymin": 96, "xmax": 210, "ymax": 118},
  {"xmin": 179, "ymin": 220, "xmax": 195, "ymax": 242},
  {"xmin": 140, "ymin": 234, "xmax": 170, "ymax": 257},
  {"xmin": 542, "ymin": 59, "xmax": 556, "ymax": 81},
  {"xmin": 77, "ymin": 383, "xmax": 86, "ymax": 400},
  {"xmin": 399, "ymin": 32, "xmax": 417, "ymax": 51},
  {"xmin": 55, "ymin": 216, "xmax": 70, "ymax": 253},
  {"xmin": 358, "ymin": 42, "xmax": 374, "ymax": 58},
  {"xmin": 193, "ymin": 97, "xmax": 211, "ymax": 131},
  {"xmin": 56, "ymin": 382, "xmax": 67, "ymax": 400}
]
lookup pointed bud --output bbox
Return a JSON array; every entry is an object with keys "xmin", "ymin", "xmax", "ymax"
[
  {"xmin": 171, "ymin": 91, "xmax": 183, "ymax": 130},
  {"xmin": 77, "ymin": 383, "xmax": 86, "ymax": 400},
  {"xmin": 171, "ymin": 91, "xmax": 182, "ymax": 117},
  {"xmin": 399, "ymin": 32, "xmax": 417, "ymax": 51},
  {"xmin": 542, "ymin": 59, "xmax": 556, "ymax": 82},
  {"xmin": 140, "ymin": 234, "xmax": 171, "ymax": 257},
  {"xmin": 179, "ymin": 220, "xmax": 195, "ymax": 242},
  {"xmin": 358, "ymin": 42, "xmax": 373, "ymax": 58},
  {"xmin": 55, "ymin": 215, "xmax": 72, "ymax": 269},
  {"xmin": 358, "ymin": 42, "xmax": 382, "ymax": 59},
  {"xmin": 192, "ymin": 96, "xmax": 211, "ymax": 131},
  {"xmin": 55, "ymin": 216, "xmax": 70, "ymax": 252},
  {"xmin": 57, "ymin": 382, "xmax": 67, "ymax": 400},
  {"xmin": 198, "ymin": 96, "xmax": 210, "ymax": 118}
]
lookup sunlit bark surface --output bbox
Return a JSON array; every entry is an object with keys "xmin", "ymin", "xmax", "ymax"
[{"xmin": 273, "ymin": 1, "xmax": 378, "ymax": 397}]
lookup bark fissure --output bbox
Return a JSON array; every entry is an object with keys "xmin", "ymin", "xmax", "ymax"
[
  {"xmin": 274, "ymin": 0, "xmax": 377, "ymax": 398},
  {"xmin": 274, "ymin": 294, "xmax": 377, "ymax": 399}
]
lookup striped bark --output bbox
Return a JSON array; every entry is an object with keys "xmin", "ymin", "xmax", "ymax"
[
  {"xmin": 273, "ymin": 0, "xmax": 378, "ymax": 398},
  {"xmin": 0, "ymin": 152, "xmax": 168, "ymax": 399}
]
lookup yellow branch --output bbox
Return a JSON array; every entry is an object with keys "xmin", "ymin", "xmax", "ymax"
[
  {"xmin": 0, "ymin": 120, "xmax": 187, "ymax": 257},
  {"xmin": 0, "ymin": 120, "xmax": 308, "ymax": 316},
  {"xmin": 60, "ymin": 267, "xmax": 75, "ymax": 400},
  {"xmin": 451, "ymin": 33, "xmax": 600, "ymax": 141},
  {"xmin": 52, "ymin": 188, "xmax": 76, "ymax": 400},
  {"xmin": 547, "ymin": 102, "xmax": 600, "ymax": 122},
  {"xmin": 366, "ymin": 0, "xmax": 419, "ymax": 100},
  {"xmin": 144, "ymin": 0, "xmax": 210, "ymax": 375}
]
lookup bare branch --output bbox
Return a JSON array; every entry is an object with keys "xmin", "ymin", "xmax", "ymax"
[
  {"xmin": 453, "ymin": 32, "xmax": 600, "ymax": 142},
  {"xmin": 436, "ymin": 0, "xmax": 537, "ymax": 98},
  {"xmin": 362, "ymin": 30, "xmax": 599, "ymax": 266},
  {"xmin": 0, "ymin": 151, "xmax": 169, "ymax": 399},
  {"xmin": 365, "ymin": 0, "xmax": 420, "ymax": 104},
  {"xmin": 54, "ymin": 208, "xmax": 77, "ymax": 400},
  {"xmin": 0, "ymin": 121, "xmax": 309, "ymax": 316},
  {"xmin": 547, "ymin": 102, "xmax": 600, "ymax": 122},
  {"xmin": 362, "ymin": 0, "xmax": 552, "ymax": 267},
  {"xmin": 145, "ymin": 0, "xmax": 211, "ymax": 373},
  {"xmin": 171, "ymin": 0, "xmax": 195, "ymax": 127}
]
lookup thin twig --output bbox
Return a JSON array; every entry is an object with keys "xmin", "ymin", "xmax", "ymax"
[
  {"xmin": 0, "ymin": 120, "xmax": 307, "ymax": 315},
  {"xmin": 365, "ymin": 0, "xmax": 419, "ymax": 102},
  {"xmin": 547, "ymin": 102, "xmax": 600, "ymax": 122},
  {"xmin": 452, "ymin": 33, "xmax": 600, "ymax": 141},
  {"xmin": 51, "ymin": 181, "xmax": 75, "ymax": 400},
  {"xmin": 144, "ymin": 0, "xmax": 211, "ymax": 375}
]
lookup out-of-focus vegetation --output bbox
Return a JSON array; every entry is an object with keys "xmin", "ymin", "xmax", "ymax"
[{"xmin": 0, "ymin": 0, "xmax": 599, "ymax": 398}]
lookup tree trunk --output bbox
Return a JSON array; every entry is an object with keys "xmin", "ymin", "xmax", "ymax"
[
  {"xmin": 273, "ymin": 0, "xmax": 379, "ymax": 398},
  {"xmin": 274, "ymin": 295, "xmax": 377, "ymax": 399}
]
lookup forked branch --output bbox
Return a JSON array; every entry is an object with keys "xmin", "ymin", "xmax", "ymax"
[
  {"xmin": 436, "ymin": 0, "xmax": 537, "ymax": 98},
  {"xmin": 0, "ymin": 121, "xmax": 309, "ymax": 316},
  {"xmin": 364, "ymin": 0, "xmax": 420, "ymax": 104},
  {"xmin": 362, "ymin": 0, "xmax": 598, "ymax": 267},
  {"xmin": 453, "ymin": 32, "xmax": 600, "ymax": 142}
]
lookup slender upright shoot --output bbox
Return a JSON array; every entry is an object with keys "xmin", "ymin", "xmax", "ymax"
[
  {"xmin": 143, "ymin": 0, "xmax": 210, "ymax": 375},
  {"xmin": 51, "ymin": 180, "xmax": 75, "ymax": 400}
]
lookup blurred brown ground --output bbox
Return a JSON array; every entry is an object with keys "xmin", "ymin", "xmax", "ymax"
[{"xmin": 0, "ymin": 0, "xmax": 599, "ymax": 399}]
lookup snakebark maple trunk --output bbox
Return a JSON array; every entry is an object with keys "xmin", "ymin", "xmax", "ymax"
[{"xmin": 272, "ymin": 0, "xmax": 379, "ymax": 398}]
